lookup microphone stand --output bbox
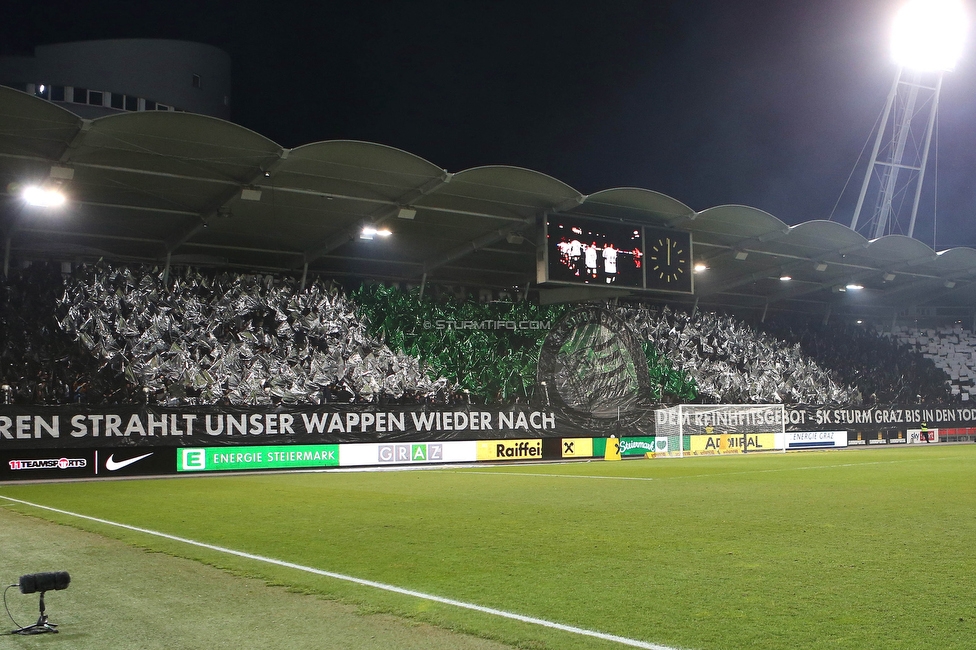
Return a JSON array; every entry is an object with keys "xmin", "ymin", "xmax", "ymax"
[{"xmin": 12, "ymin": 591, "xmax": 59, "ymax": 635}]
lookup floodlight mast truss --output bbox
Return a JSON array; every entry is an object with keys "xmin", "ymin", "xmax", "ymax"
[
  {"xmin": 849, "ymin": 67, "xmax": 942, "ymax": 241},
  {"xmin": 851, "ymin": 0, "xmax": 966, "ymax": 242}
]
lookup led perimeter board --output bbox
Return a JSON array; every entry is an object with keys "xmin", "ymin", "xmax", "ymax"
[{"xmin": 538, "ymin": 215, "xmax": 693, "ymax": 294}]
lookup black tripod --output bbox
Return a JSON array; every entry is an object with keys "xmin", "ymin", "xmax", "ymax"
[{"xmin": 12, "ymin": 591, "xmax": 58, "ymax": 635}]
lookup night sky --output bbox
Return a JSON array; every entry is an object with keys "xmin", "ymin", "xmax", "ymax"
[{"xmin": 4, "ymin": 0, "xmax": 975, "ymax": 247}]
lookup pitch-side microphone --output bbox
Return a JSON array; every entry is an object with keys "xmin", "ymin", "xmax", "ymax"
[{"xmin": 18, "ymin": 572, "xmax": 70, "ymax": 594}]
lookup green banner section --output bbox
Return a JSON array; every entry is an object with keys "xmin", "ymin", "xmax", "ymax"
[
  {"xmin": 592, "ymin": 437, "xmax": 606, "ymax": 457},
  {"xmin": 592, "ymin": 436, "xmax": 675, "ymax": 457},
  {"xmin": 593, "ymin": 436, "xmax": 658, "ymax": 457},
  {"xmin": 177, "ymin": 444, "xmax": 339, "ymax": 472},
  {"xmin": 618, "ymin": 436, "xmax": 656, "ymax": 456}
]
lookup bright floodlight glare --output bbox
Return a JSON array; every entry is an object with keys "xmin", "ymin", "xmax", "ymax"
[
  {"xmin": 846, "ymin": 283, "xmax": 864, "ymax": 291},
  {"xmin": 693, "ymin": 263, "xmax": 708, "ymax": 272},
  {"xmin": 22, "ymin": 185, "xmax": 66, "ymax": 208},
  {"xmin": 891, "ymin": 0, "xmax": 967, "ymax": 71},
  {"xmin": 360, "ymin": 226, "xmax": 392, "ymax": 240}
]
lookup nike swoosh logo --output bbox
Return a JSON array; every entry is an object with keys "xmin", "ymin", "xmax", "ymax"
[{"xmin": 105, "ymin": 453, "xmax": 154, "ymax": 471}]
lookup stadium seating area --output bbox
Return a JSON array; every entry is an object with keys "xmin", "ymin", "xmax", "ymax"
[
  {"xmin": 0, "ymin": 261, "xmax": 957, "ymax": 407},
  {"xmin": 759, "ymin": 317, "xmax": 953, "ymax": 404},
  {"xmin": 624, "ymin": 306, "xmax": 857, "ymax": 404},
  {"xmin": 888, "ymin": 324, "xmax": 975, "ymax": 401},
  {"xmin": 0, "ymin": 263, "xmax": 132, "ymax": 404},
  {"xmin": 57, "ymin": 262, "xmax": 440, "ymax": 406}
]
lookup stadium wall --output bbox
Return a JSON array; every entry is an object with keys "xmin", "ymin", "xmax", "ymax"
[{"xmin": 2, "ymin": 402, "xmax": 975, "ymax": 481}]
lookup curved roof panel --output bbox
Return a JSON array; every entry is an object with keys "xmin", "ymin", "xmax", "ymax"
[
  {"xmin": 930, "ymin": 247, "xmax": 976, "ymax": 287},
  {"xmin": 2, "ymin": 87, "xmax": 976, "ymax": 319},
  {"xmin": 77, "ymin": 111, "xmax": 283, "ymax": 182},
  {"xmin": 689, "ymin": 205, "xmax": 788, "ymax": 246},
  {"xmin": 862, "ymin": 235, "xmax": 936, "ymax": 265},
  {"xmin": 0, "ymin": 86, "xmax": 82, "ymax": 160},
  {"xmin": 279, "ymin": 140, "xmax": 446, "ymax": 201},
  {"xmin": 413, "ymin": 165, "xmax": 582, "ymax": 221},
  {"xmin": 572, "ymin": 187, "xmax": 693, "ymax": 225},
  {"xmin": 767, "ymin": 220, "xmax": 869, "ymax": 262}
]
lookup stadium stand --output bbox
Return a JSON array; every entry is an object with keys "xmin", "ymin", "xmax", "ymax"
[
  {"xmin": 56, "ymin": 262, "xmax": 440, "ymax": 406},
  {"xmin": 760, "ymin": 317, "xmax": 953, "ymax": 405},
  {"xmin": 0, "ymin": 261, "xmax": 957, "ymax": 408},
  {"xmin": 624, "ymin": 306, "xmax": 857, "ymax": 404},
  {"xmin": 888, "ymin": 324, "xmax": 976, "ymax": 401}
]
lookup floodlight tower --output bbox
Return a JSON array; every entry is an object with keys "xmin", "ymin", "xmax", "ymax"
[{"xmin": 850, "ymin": 0, "xmax": 967, "ymax": 241}]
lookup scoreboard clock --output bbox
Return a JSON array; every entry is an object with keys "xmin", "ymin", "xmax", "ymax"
[
  {"xmin": 539, "ymin": 216, "xmax": 693, "ymax": 294},
  {"xmin": 646, "ymin": 231, "xmax": 693, "ymax": 292}
]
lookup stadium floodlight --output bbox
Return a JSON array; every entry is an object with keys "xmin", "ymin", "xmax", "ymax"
[
  {"xmin": 693, "ymin": 263, "xmax": 708, "ymax": 273},
  {"xmin": 779, "ymin": 275, "xmax": 792, "ymax": 282},
  {"xmin": 853, "ymin": 0, "xmax": 966, "ymax": 240},
  {"xmin": 22, "ymin": 185, "xmax": 66, "ymax": 208},
  {"xmin": 891, "ymin": 0, "xmax": 967, "ymax": 72},
  {"xmin": 360, "ymin": 226, "xmax": 392, "ymax": 240},
  {"xmin": 846, "ymin": 283, "xmax": 864, "ymax": 291}
]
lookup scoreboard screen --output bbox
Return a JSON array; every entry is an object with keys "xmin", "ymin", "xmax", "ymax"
[
  {"xmin": 543, "ymin": 217, "xmax": 644, "ymax": 288},
  {"xmin": 539, "ymin": 216, "xmax": 693, "ymax": 294}
]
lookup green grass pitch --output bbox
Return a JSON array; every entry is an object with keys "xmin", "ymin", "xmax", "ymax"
[{"xmin": 2, "ymin": 445, "xmax": 975, "ymax": 649}]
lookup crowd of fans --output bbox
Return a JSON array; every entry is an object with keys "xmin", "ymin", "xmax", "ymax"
[
  {"xmin": 625, "ymin": 306, "xmax": 857, "ymax": 404},
  {"xmin": 0, "ymin": 263, "xmax": 133, "ymax": 404},
  {"xmin": 0, "ymin": 261, "xmax": 959, "ymax": 407},
  {"xmin": 759, "ymin": 317, "xmax": 952, "ymax": 404},
  {"xmin": 57, "ymin": 262, "xmax": 444, "ymax": 406},
  {"xmin": 888, "ymin": 324, "xmax": 976, "ymax": 401}
]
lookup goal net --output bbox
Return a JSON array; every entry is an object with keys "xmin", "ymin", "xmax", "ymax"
[{"xmin": 652, "ymin": 404, "xmax": 786, "ymax": 457}]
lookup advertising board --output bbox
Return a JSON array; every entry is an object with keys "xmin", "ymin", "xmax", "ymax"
[
  {"xmin": 618, "ymin": 436, "xmax": 656, "ymax": 457},
  {"xmin": 177, "ymin": 444, "xmax": 339, "ymax": 472},
  {"xmin": 2, "ymin": 447, "xmax": 176, "ymax": 481},
  {"xmin": 340, "ymin": 441, "xmax": 477, "ymax": 466},
  {"xmin": 559, "ymin": 438, "xmax": 593, "ymax": 458},
  {"xmin": 786, "ymin": 431, "xmax": 848, "ymax": 449},
  {"xmin": 688, "ymin": 433, "xmax": 777, "ymax": 455},
  {"xmin": 476, "ymin": 439, "xmax": 543, "ymax": 461},
  {"xmin": 907, "ymin": 428, "xmax": 939, "ymax": 444}
]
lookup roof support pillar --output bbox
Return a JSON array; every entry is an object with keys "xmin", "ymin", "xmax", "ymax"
[
  {"xmin": 3, "ymin": 234, "xmax": 10, "ymax": 279},
  {"xmin": 162, "ymin": 251, "xmax": 172, "ymax": 285},
  {"xmin": 761, "ymin": 300, "xmax": 769, "ymax": 323},
  {"xmin": 2, "ymin": 209, "xmax": 23, "ymax": 279},
  {"xmin": 419, "ymin": 272, "xmax": 427, "ymax": 300},
  {"xmin": 822, "ymin": 304, "xmax": 832, "ymax": 327},
  {"xmin": 300, "ymin": 262, "xmax": 308, "ymax": 292}
]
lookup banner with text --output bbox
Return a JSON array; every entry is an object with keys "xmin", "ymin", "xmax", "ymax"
[
  {"xmin": 688, "ymin": 433, "xmax": 778, "ymax": 455},
  {"xmin": 0, "ymin": 405, "xmax": 560, "ymax": 450},
  {"xmin": 4, "ymin": 403, "xmax": 975, "ymax": 452},
  {"xmin": 782, "ymin": 405, "xmax": 976, "ymax": 431}
]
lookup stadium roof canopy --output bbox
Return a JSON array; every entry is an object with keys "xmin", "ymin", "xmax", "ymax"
[{"xmin": 1, "ymin": 86, "xmax": 975, "ymax": 322}]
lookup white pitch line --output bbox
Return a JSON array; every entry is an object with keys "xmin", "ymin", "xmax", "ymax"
[
  {"xmin": 448, "ymin": 455, "xmax": 954, "ymax": 483},
  {"xmin": 0, "ymin": 495, "xmax": 682, "ymax": 650}
]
